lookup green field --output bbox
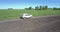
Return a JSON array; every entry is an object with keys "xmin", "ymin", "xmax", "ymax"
[{"xmin": 0, "ymin": 9, "xmax": 60, "ymax": 20}]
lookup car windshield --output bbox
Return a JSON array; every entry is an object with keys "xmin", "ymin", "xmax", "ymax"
[{"xmin": 25, "ymin": 14, "xmax": 29, "ymax": 16}]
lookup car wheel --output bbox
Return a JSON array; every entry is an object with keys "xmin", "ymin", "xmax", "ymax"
[{"xmin": 20, "ymin": 17, "xmax": 24, "ymax": 19}]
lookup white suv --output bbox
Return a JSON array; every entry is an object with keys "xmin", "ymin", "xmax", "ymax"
[{"xmin": 20, "ymin": 13, "xmax": 32, "ymax": 19}]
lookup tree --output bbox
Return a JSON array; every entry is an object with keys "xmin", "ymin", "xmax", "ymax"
[
  {"xmin": 45, "ymin": 5, "xmax": 48, "ymax": 9},
  {"xmin": 39, "ymin": 6, "xmax": 45, "ymax": 10},
  {"xmin": 39, "ymin": 6, "xmax": 42, "ymax": 10},
  {"xmin": 42, "ymin": 6, "xmax": 45, "ymax": 10},
  {"xmin": 39, "ymin": 5, "xmax": 48, "ymax": 10},
  {"xmin": 28, "ymin": 7, "xmax": 32, "ymax": 10},
  {"xmin": 35, "ymin": 6, "xmax": 39, "ymax": 10}
]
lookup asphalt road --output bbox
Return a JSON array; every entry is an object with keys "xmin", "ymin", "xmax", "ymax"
[{"xmin": 0, "ymin": 15, "xmax": 60, "ymax": 32}]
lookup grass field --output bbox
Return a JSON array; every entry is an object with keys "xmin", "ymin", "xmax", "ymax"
[{"xmin": 0, "ymin": 9, "xmax": 60, "ymax": 20}]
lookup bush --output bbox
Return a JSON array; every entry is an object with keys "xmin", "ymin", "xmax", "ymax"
[
  {"xmin": 8, "ymin": 8, "xmax": 13, "ymax": 10},
  {"xmin": 53, "ymin": 8, "xmax": 60, "ymax": 10}
]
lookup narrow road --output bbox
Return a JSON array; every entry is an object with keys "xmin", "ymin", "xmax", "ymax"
[{"xmin": 0, "ymin": 15, "xmax": 60, "ymax": 32}]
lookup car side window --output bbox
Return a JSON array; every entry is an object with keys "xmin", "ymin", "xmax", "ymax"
[{"xmin": 25, "ymin": 14, "xmax": 29, "ymax": 16}]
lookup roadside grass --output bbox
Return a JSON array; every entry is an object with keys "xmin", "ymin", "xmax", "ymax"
[{"xmin": 0, "ymin": 9, "xmax": 60, "ymax": 20}]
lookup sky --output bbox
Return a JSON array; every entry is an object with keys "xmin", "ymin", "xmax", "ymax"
[{"xmin": 0, "ymin": 0, "xmax": 60, "ymax": 9}]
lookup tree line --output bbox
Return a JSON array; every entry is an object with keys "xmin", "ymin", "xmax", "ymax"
[
  {"xmin": 25, "ymin": 5, "xmax": 60, "ymax": 10},
  {"xmin": 25, "ymin": 5, "xmax": 48, "ymax": 10},
  {"xmin": 53, "ymin": 7, "xmax": 60, "ymax": 10},
  {"xmin": 7, "ymin": 5, "xmax": 60, "ymax": 10}
]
